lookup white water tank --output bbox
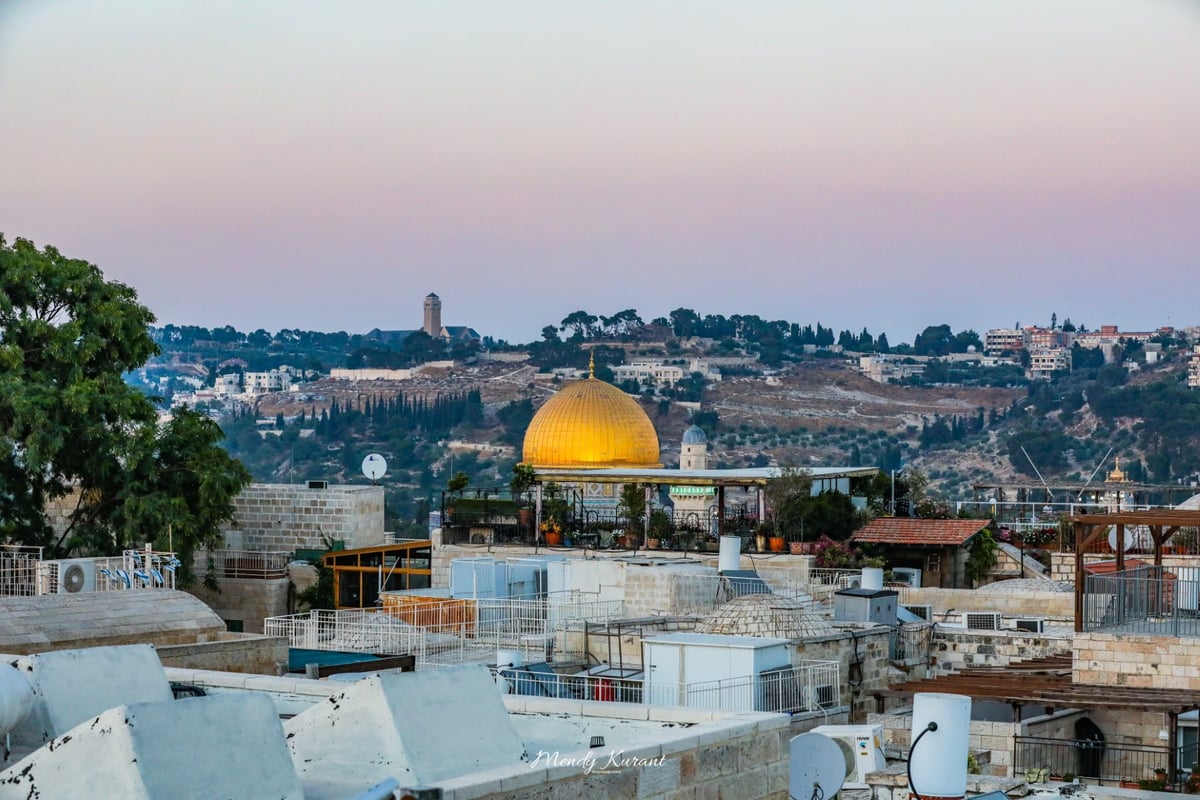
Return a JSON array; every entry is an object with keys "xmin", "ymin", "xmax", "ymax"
[
  {"xmin": 860, "ymin": 567, "xmax": 884, "ymax": 590},
  {"xmin": 718, "ymin": 536, "xmax": 742, "ymax": 572},
  {"xmin": 0, "ymin": 664, "xmax": 34, "ymax": 736},
  {"xmin": 910, "ymin": 692, "xmax": 971, "ymax": 800}
]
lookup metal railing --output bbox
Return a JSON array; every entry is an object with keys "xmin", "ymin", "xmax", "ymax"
[
  {"xmin": 35, "ymin": 550, "xmax": 179, "ymax": 594},
  {"xmin": 1014, "ymin": 735, "xmax": 1177, "ymax": 785},
  {"xmin": 0, "ymin": 545, "xmax": 43, "ymax": 597},
  {"xmin": 197, "ymin": 549, "xmax": 291, "ymax": 579},
  {"xmin": 891, "ymin": 622, "xmax": 933, "ymax": 665},
  {"xmin": 644, "ymin": 660, "xmax": 841, "ymax": 714},
  {"xmin": 265, "ymin": 595, "xmax": 626, "ymax": 668},
  {"xmin": 495, "ymin": 659, "xmax": 840, "ymax": 715},
  {"xmin": 1082, "ymin": 565, "xmax": 1200, "ymax": 637}
]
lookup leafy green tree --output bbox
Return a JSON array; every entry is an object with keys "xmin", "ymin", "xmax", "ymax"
[
  {"xmin": 0, "ymin": 236, "xmax": 251, "ymax": 573},
  {"xmin": 965, "ymin": 529, "xmax": 998, "ymax": 586}
]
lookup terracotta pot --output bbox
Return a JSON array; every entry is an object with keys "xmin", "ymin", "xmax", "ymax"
[
  {"xmin": 517, "ymin": 509, "xmax": 533, "ymax": 527},
  {"xmin": 647, "ymin": 538, "xmax": 661, "ymax": 550},
  {"xmin": 545, "ymin": 531, "xmax": 563, "ymax": 547},
  {"xmin": 769, "ymin": 536, "xmax": 787, "ymax": 553}
]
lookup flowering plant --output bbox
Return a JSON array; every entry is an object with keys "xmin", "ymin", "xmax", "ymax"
[{"xmin": 539, "ymin": 519, "xmax": 562, "ymax": 535}]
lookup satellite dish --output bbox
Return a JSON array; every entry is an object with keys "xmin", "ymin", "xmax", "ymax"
[
  {"xmin": 361, "ymin": 453, "xmax": 388, "ymax": 482},
  {"xmin": 789, "ymin": 732, "xmax": 846, "ymax": 800},
  {"xmin": 1108, "ymin": 526, "xmax": 1132, "ymax": 553}
]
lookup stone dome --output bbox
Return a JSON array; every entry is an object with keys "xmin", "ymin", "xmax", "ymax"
[
  {"xmin": 522, "ymin": 376, "xmax": 661, "ymax": 469},
  {"xmin": 697, "ymin": 593, "xmax": 830, "ymax": 639},
  {"xmin": 681, "ymin": 425, "xmax": 708, "ymax": 445}
]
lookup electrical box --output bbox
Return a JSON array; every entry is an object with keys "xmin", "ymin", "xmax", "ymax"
[{"xmin": 833, "ymin": 588, "xmax": 898, "ymax": 625}]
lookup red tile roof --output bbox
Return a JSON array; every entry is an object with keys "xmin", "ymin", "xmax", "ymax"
[{"xmin": 850, "ymin": 517, "xmax": 990, "ymax": 546}]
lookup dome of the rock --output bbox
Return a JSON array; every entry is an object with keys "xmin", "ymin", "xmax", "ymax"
[{"xmin": 522, "ymin": 376, "xmax": 661, "ymax": 469}]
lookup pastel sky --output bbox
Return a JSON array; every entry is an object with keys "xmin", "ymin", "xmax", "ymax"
[{"xmin": 2, "ymin": 1, "xmax": 1198, "ymax": 344}]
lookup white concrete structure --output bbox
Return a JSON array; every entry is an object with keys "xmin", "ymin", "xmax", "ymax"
[
  {"xmin": 10, "ymin": 644, "xmax": 173, "ymax": 747},
  {"xmin": 0, "ymin": 694, "xmax": 302, "ymax": 800},
  {"xmin": 284, "ymin": 666, "xmax": 525, "ymax": 797}
]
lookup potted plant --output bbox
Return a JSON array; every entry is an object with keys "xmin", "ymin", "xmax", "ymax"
[
  {"xmin": 1139, "ymin": 778, "xmax": 1166, "ymax": 792},
  {"xmin": 510, "ymin": 464, "xmax": 536, "ymax": 528},
  {"xmin": 540, "ymin": 519, "xmax": 563, "ymax": 547}
]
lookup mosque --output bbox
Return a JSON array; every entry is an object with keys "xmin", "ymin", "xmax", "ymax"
[{"xmin": 516, "ymin": 357, "xmax": 875, "ymax": 543}]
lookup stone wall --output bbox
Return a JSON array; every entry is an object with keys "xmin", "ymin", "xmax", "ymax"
[
  {"xmin": 932, "ymin": 629, "xmax": 1073, "ymax": 674},
  {"xmin": 222, "ymin": 483, "xmax": 385, "ymax": 553},
  {"xmin": 900, "ymin": 587, "xmax": 1075, "ymax": 620},
  {"xmin": 1073, "ymin": 631, "xmax": 1200, "ymax": 690},
  {"xmin": 800, "ymin": 626, "xmax": 893, "ymax": 721},
  {"xmin": 155, "ymin": 632, "xmax": 289, "ymax": 675},
  {"xmin": 187, "ymin": 577, "xmax": 291, "ymax": 634},
  {"xmin": 461, "ymin": 698, "xmax": 794, "ymax": 800}
]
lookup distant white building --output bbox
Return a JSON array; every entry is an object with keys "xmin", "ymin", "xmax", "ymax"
[
  {"xmin": 1027, "ymin": 347, "xmax": 1070, "ymax": 379},
  {"xmin": 213, "ymin": 374, "xmax": 241, "ymax": 397},
  {"xmin": 1189, "ymin": 346, "xmax": 1200, "ymax": 389},
  {"xmin": 611, "ymin": 359, "xmax": 720, "ymax": 387},
  {"xmin": 243, "ymin": 369, "xmax": 297, "ymax": 395},
  {"xmin": 858, "ymin": 355, "xmax": 924, "ymax": 383}
]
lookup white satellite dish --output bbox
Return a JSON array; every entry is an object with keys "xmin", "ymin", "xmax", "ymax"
[
  {"xmin": 361, "ymin": 453, "xmax": 388, "ymax": 482},
  {"xmin": 1108, "ymin": 526, "xmax": 1132, "ymax": 553},
  {"xmin": 789, "ymin": 732, "xmax": 846, "ymax": 800}
]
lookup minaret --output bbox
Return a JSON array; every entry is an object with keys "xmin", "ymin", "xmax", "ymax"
[
  {"xmin": 423, "ymin": 293, "xmax": 442, "ymax": 338},
  {"xmin": 680, "ymin": 425, "xmax": 708, "ymax": 470}
]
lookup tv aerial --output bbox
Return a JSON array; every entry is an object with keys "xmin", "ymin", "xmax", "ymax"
[
  {"xmin": 789, "ymin": 732, "xmax": 846, "ymax": 800},
  {"xmin": 361, "ymin": 453, "xmax": 388, "ymax": 484}
]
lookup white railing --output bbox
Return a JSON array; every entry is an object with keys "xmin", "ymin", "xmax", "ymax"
[
  {"xmin": 265, "ymin": 595, "xmax": 626, "ymax": 668},
  {"xmin": 665, "ymin": 571, "xmax": 829, "ymax": 616},
  {"xmin": 492, "ymin": 659, "xmax": 841, "ymax": 715},
  {"xmin": 0, "ymin": 545, "xmax": 43, "ymax": 597},
  {"xmin": 35, "ymin": 549, "xmax": 178, "ymax": 595},
  {"xmin": 646, "ymin": 660, "xmax": 841, "ymax": 714},
  {"xmin": 493, "ymin": 668, "xmax": 645, "ymax": 703}
]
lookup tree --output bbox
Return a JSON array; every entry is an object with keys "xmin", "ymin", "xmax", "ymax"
[
  {"xmin": 762, "ymin": 466, "xmax": 813, "ymax": 538},
  {"xmin": 965, "ymin": 529, "xmax": 998, "ymax": 586},
  {"xmin": 0, "ymin": 236, "xmax": 251, "ymax": 574}
]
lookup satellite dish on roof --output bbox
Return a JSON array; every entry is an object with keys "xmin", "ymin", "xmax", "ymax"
[
  {"xmin": 789, "ymin": 732, "xmax": 846, "ymax": 800},
  {"xmin": 1108, "ymin": 526, "xmax": 1132, "ymax": 553},
  {"xmin": 361, "ymin": 453, "xmax": 388, "ymax": 483}
]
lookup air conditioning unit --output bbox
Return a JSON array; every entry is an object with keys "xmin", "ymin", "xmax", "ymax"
[
  {"xmin": 963, "ymin": 611, "xmax": 1003, "ymax": 631},
  {"xmin": 891, "ymin": 567, "xmax": 922, "ymax": 588},
  {"xmin": 900, "ymin": 604, "xmax": 933, "ymax": 621},
  {"xmin": 1012, "ymin": 618, "xmax": 1045, "ymax": 633},
  {"xmin": 55, "ymin": 558, "xmax": 97, "ymax": 594},
  {"xmin": 810, "ymin": 724, "xmax": 887, "ymax": 789}
]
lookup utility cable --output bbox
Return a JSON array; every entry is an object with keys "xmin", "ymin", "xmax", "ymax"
[{"xmin": 908, "ymin": 721, "xmax": 938, "ymax": 800}]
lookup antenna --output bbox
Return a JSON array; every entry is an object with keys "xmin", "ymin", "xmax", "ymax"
[
  {"xmin": 1076, "ymin": 447, "xmax": 1115, "ymax": 501},
  {"xmin": 1021, "ymin": 446, "xmax": 1054, "ymax": 503}
]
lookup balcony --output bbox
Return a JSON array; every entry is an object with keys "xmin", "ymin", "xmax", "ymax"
[{"xmin": 197, "ymin": 549, "xmax": 291, "ymax": 580}]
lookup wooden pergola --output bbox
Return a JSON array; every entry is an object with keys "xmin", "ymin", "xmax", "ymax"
[
  {"xmin": 881, "ymin": 655, "xmax": 1200, "ymax": 779},
  {"xmin": 1069, "ymin": 509, "xmax": 1200, "ymax": 633}
]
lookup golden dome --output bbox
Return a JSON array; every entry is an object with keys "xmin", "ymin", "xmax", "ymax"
[{"xmin": 522, "ymin": 377, "xmax": 661, "ymax": 469}]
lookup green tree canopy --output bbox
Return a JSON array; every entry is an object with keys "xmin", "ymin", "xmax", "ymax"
[{"xmin": 0, "ymin": 236, "xmax": 251, "ymax": 575}]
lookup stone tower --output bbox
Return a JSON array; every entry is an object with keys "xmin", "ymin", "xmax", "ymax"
[
  {"xmin": 423, "ymin": 293, "xmax": 442, "ymax": 338},
  {"xmin": 680, "ymin": 424, "xmax": 708, "ymax": 470}
]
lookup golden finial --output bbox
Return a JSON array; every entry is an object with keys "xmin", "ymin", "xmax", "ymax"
[{"xmin": 588, "ymin": 352, "xmax": 595, "ymax": 379}]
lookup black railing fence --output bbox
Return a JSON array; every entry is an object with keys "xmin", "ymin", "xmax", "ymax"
[{"xmin": 1014, "ymin": 735, "xmax": 1183, "ymax": 785}]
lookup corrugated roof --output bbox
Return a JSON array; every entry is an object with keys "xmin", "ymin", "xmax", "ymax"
[{"xmin": 851, "ymin": 517, "xmax": 989, "ymax": 546}]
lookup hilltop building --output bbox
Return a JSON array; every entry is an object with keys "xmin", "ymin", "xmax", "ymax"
[{"xmin": 367, "ymin": 292, "xmax": 481, "ymax": 346}]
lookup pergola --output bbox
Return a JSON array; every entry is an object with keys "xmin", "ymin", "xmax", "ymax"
[
  {"xmin": 529, "ymin": 466, "xmax": 878, "ymax": 542},
  {"xmin": 1069, "ymin": 509, "xmax": 1200, "ymax": 632},
  {"xmin": 881, "ymin": 655, "xmax": 1200, "ymax": 778}
]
